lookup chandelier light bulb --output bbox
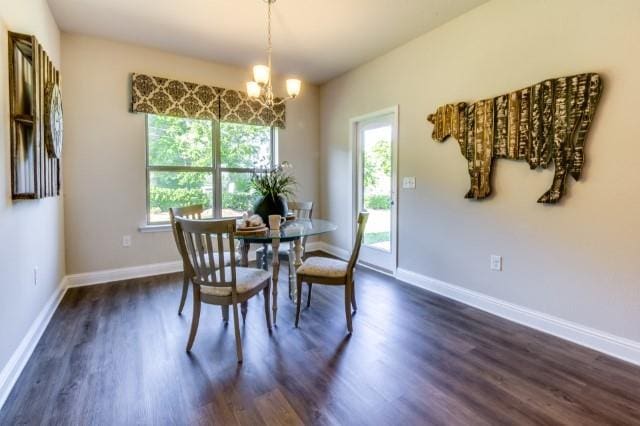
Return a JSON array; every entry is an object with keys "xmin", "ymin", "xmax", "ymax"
[
  {"xmin": 246, "ymin": 81, "xmax": 262, "ymax": 98},
  {"xmin": 286, "ymin": 79, "xmax": 301, "ymax": 98},
  {"xmin": 253, "ymin": 65, "xmax": 270, "ymax": 85}
]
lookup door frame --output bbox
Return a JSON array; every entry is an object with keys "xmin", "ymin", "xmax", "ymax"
[{"xmin": 349, "ymin": 105, "xmax": 399, "ymax": 274}]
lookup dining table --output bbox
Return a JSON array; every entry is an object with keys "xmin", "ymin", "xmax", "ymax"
[{"xmin": 235, "ymin": 218, "xmax": 337, "ymax": 325}]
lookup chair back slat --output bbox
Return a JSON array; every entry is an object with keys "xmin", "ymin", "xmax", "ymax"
[
  {"xmin": 215, "ymin": 231, "xmax": 225, "ymax": 283},
  {"xmin": 195, "ymin": 230, "xmax": 209, "ymax": 281},
  {"xmin": 181, "ymin": 226, "xmax": 202, "ymax": 282},
  {"xmin": 348, "ymin": 211, "xmax": 370, "ymax": 272},
  {"xmin": 288, "ymin": 201, "xmax": 314, "ymax": 247},
  {"xmin": 227, "ymin": 226, "xmax": 237, "ymax": 284},
  {"xmin": 204, "ymin": 233, "xmax": 217, "ymax": 285},
  {"xmin": 170, "ymin": 205, "xmax": 204, "ymax": 220},
  {"xmin": 169, "ymin": 205, "xmax": 205, "ymax": 262},
  {"xmin": 175, "ymin": 217, "xmax": 238, "ymax": 291},
  {"xmin": 288, "ymin": 201, "xmax": 313, "ymax": 219}
]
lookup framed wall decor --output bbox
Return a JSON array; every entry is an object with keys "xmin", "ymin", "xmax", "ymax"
[{"xmin": 8, "ymin": 31, "xmax": 62, "ymax": 200}]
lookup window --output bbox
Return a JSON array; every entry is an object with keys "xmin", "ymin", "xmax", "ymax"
[{"xmin": 146, "ymin": 115, "xmax": 274, "ymax": 224}]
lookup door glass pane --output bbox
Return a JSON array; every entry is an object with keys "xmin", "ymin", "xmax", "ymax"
[
  {"xmin": 362, "ymin": 125, "xmax": 392, "ymax": 252},
  {"xmin": 149, "ymin": 171, "xmax": 213, "ymax": 223},
  {"xmin": 220, "ymin": 122, "xmax": 271, "ymax": 169},
  {"xmin": 147, "ymin": 114, "xmax": 212, "ymax": 167},
  {"xmin": 221, "ymin": 172, "xmax": 257, "ymax": 217}
]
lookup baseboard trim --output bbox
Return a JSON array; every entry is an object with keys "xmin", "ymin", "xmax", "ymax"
[
  {"xmin": 65, "ymin": 261, "xmax": 184, "ymax": 288},
  {"xmin": 0, "ymin": 278, "xmax": 68, "ymax": 410},
  {"xmin": 64, "ymin": 244, "xmax": 305, "ymax": 289},
  {"xmin": 394, "ymin": 268, "xmax": 640, "ymax": 366}
]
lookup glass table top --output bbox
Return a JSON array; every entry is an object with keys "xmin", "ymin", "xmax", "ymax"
[{"xmin": 235, "ymin": 219, "xmax": 337, "ymax": 242}]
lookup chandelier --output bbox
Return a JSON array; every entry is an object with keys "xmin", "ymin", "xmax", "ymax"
[{"xmin": 246, "ymin": 0, "xmax": 301, "ymax": 107}]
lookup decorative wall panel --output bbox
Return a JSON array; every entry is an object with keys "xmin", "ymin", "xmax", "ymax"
[
  {"xmin": 8, "ymin": 31, "xmax": 62, "ymax": 200},
  {"xmin": 427, "ymin": 73, "xmax": 602, "ymax": 204}
]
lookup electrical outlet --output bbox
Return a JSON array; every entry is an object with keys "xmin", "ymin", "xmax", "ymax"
[
  {"xmin": 490, "ymin": 255, "xmax": 502, "ymax": 271},
  {"xmin": 402, "ymin": 176, "xmax": 416, "ymax": 189},
  {"xmin": 122, "ymin": 235, "xmax": 132, "ymax": 248},
  {"xmin": 33, "ymin": 267, "xmax": 38, "ymax": 286}
]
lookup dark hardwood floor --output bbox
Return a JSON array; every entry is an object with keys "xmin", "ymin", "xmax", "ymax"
[{"xmin": 2, "ymin": 254, "xmax": 640, "ymax": 425}]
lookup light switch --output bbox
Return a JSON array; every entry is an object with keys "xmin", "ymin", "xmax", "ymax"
[{"xmin": 402, "ymin": 177, "xmax": 416, "ymax": 189}]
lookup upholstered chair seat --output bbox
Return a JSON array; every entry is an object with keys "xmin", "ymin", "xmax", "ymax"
[
  {"xmin": 202, "ymin": 268, "xmax": 271, "ymax": 297},
  {"xmin": 296, "ymin": 257, "xmax": 348, "ymax": 278}
]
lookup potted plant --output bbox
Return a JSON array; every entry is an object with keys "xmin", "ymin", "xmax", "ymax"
[{"xmin": 250, "ymin": 161, "xmax": 297, "ymax": 224}]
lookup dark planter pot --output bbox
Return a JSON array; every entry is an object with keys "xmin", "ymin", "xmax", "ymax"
[{"xmin": 253, "ymin": 194, "xmax": 289, "ymax": 225}]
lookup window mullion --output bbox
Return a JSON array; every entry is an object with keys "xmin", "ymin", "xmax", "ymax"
[
  {"xmin": 213, "ymin": 119, "xmax": 222, "ymax": 217},
  {"xmin": 146, "ymin": 114, "xmax": 151, "ymax": 225}
]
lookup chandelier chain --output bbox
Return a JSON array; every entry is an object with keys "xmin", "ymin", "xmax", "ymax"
[{"xmin": 267, "ymin": 0, "xmax": 272, "ymax": 81}]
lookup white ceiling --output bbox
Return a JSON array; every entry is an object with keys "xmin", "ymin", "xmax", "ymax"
[{"xmin": 48, "ymin": 0, "xmax": 488, "ymax": 84}]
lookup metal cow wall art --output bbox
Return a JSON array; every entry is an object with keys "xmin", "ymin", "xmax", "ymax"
[{"xmin": 427, "ymin": 73, "xmax": 602, "ymax": 203}]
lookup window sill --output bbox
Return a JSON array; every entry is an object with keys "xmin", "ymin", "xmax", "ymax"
[{"xmin": 138, "ymin": 224, "xmax": 172, "ymax": 233}]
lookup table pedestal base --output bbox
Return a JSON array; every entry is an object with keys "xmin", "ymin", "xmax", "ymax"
[
  {"xmin": 271, "ymin": 238, "xmax": 280, "ymax": 324},
  {"xmin": 237, "ymin": 232, "xmax": 316, "ymax": 326}
]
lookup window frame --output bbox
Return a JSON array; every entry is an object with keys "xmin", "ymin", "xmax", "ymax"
[{"xmin": 145, "ymin": 114, "xmax": 276, "ymax": 224}]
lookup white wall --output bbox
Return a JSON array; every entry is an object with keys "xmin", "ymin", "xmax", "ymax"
[
  {"xmin": 320, "ymin": 0, "xmax": 640, "ymax": 342},
  {"xmin": 0, "ymin": 0, "xmax": 64, "ymax": 376},
  {"xmin": 61, "ymin": 34, "xmax": 320, "ymax": 274}
]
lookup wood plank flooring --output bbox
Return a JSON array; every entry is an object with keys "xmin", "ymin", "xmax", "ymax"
[{"xmin": 2, "ymin": 254, "xmax": 640, "ymax": 425}]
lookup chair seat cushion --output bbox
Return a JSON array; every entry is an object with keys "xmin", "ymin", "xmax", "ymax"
[
  {"xmin": 296, "ymin": 257, "xmax": 348, "ymax": 278},
  {"xmin": 200, "ymin": 267, "xmax": 270, "ymax": 297}
]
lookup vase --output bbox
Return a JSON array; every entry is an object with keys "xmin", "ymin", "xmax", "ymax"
[{"xmin": 253, "ymin": 194, "xmax": 289, "ymax": 225}]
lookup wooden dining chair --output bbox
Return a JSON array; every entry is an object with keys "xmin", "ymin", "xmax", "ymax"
[
  {"xmin": 169, "ymin": 205, "xmax": 204, "ymax": 315},
  {"xmin": 174, "ymin": 217, "xmax": 271, "ymax": 363},
  {"xmin": 295, "ymin": 211, "xmax": 369, "ymax": 333},
  {"xmin": 169, "ymin": 206, "xmax": 237, "ymax": 317},
  {"xmin": 256, "ymin": 201, "xmax": 314, "ymax": 271}
]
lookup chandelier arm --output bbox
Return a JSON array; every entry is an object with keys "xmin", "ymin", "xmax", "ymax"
[
  {"xmin": 270, "ymin": 97, "xmax": 287, "ymax": 107},
  {"xmin": 251, "ymin": 95, "xmax": 290, "ymax": 109}
]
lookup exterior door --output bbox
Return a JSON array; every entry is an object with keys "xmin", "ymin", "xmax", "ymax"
[{"xmin": 354, "ymin": 108, "xmax": 398, "ymax": 273}]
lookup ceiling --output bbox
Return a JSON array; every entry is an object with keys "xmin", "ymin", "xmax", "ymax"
[{"xmin": 48, "ymin": 0, "xmax": 488, "ymax": 84}]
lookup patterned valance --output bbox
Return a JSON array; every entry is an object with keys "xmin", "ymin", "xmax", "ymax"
[
  {"xmin": 219, "ymin": 88, "xmax": 286, "ymax": 128},
  {"xmin": 131, "ymin": 74, "xmax": 221, "ymax": 120},
  {"xmin": 130, "ymin": 73, "xmax": 286, "ymax": 128}
]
